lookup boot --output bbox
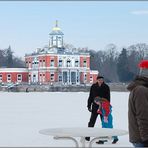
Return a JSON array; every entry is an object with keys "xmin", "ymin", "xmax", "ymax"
[
  {"xmin": 96, "ymin": 140, "xmax": 107, "ymax": 144},
  {"xmin": 85, "ymin": 137, "xmax": 90, "ymax": 141},
  {"xmin": 112, "ymin": 139, "xmax": 118, "ymax": 144}
]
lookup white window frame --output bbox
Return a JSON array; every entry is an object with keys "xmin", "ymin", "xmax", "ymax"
[
  {"xmin": 90, "ymin": 76, "xmax": 93, "ymax": 83},
  {"xmin": 29, "ymin": 61, "xmax": 31, "ymax": 68},
  {"xmin": 33, "ymin": 74, "xmax": 36, "ymax": 82},
  {"xmin": 39, "ymin": 60, "xmax": 42, "ymax": 67},
  {"xmin": 26, "ymin": 61, "xmax": 28, "ymax": 67},
  {"xmin": 50, "ymin": 73, "xmax": 54, "ymax": 81},
  {"xmin": 83, "ymin": 60, "xmax": 87, "ymax": 67},
  {"xmin": 50, "ymin": 59, "xmax": 54, "ymax": 67},
  {"xmin": 42, "ymin": 74, "xmax": 45, "ymax": 82},
  {"xmin": 43, "ymin": 60, "xmax": 45, "ymax": 67},
  {"xmin": 0, "ymin": 74, "xmax": 2, "ymax": 82},
  {"xmin": 17, "ymin": 74, "xmax": 22, "ymax": 82},
  {"xmin": 58, "ymin": 60, "xmax": 62, "ymax": 67},
  {"xmin": 75, "ymin": 60, "xmax": 79, "ymax": 67},
  {"xmin": 84, "ymin": 73, "xmax": 87, "ymax": 82},
  {"xmin": 7, "ymin": 74, "xmax": 11, "ymax": 82},
  {"xmin": 39, "ymin": 74, "xmax": 42, "ymax": 82},
  {"xmin": 58, "ymin": 74, "xmax": 62, "ymax": 82},
  {"xmin": 67, "ymin": 59, "xmax": 71, "ymax": 67}
]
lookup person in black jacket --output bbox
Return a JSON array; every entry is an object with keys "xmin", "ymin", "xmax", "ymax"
[{"xmin": 85, "ymin": 75, "xmax": 110, "ymax": 142}]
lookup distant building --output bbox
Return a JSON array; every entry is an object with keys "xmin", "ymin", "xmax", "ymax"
[
  {"xmin": 0, "ymin": 68, "xmax": 28, "ymax": 83},
  {"xmin": 0, "ymin": 21, "xmax": 98, "ymax": 85}
]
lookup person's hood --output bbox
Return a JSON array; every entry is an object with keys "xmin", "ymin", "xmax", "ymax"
[{"xmin": 127, "ymin": 76, "xmax": 148, "ymax": 91}]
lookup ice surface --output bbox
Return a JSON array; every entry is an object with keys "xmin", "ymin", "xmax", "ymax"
[{"xmin": 0, "ymin": 91, "xmax": 133, "ymax": 147}]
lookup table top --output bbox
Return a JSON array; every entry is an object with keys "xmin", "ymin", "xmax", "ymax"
[{"xmin": 39, "ymin": 127, "xmax": 128, "ymax": 137}]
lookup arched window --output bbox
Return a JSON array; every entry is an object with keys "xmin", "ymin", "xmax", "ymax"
[
  {"xmin": 17, "ymin": 74, "xmax": 22, "ymax": 82},
  {"xmin": 50, "ymin": 73, "xmax": 54, "ymax": 81},
  {"xmin": 75, "ymin": 60, "xmax": 79, "ymax": 67},
  {"xmin": 59, "ymin": 59, "xmax": 62, "ymax": 67},
  {"xmin": 50, "ymin": 59, "xmax": 54, "ymax": 67},
  {"xmin": 7, "ymin": 74, "xmax": 11, "ymax": 82},
  {"xmin": 83, "ymin": 60, "xmax": 87, "ymax": 67},
  {"xmin": 67, "ymin": 59, "xmax": 71, "ymax": 67}
]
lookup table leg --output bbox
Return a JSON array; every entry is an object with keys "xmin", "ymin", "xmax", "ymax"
[
  {"xmin": 80, "ymin": 137, "xmax": 86, "ymax": 147},
  {"xmin": 54, "ymin": 136, "xmax": 79, "ymax": 147}
]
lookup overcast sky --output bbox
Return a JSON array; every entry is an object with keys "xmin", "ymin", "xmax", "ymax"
[{"xmin": 0, "ymin": 1, "xmax": 148, "ymax": 57}]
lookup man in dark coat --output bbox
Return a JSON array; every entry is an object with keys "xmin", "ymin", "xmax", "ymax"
[
  {"xmin": 85, "ymin": 75, "xmax": 110, "ymax": 142},
  {"xmin": 127, "ymin": 60, "xmax": 148, "ymax": 147}
]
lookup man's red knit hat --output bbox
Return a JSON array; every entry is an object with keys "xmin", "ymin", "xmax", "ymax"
[
  {"xmin": 138, "ymin": 60, "xmax": 148, "ymax": 69},
  {"xmin": 138, "ymin": 60, "xmax": 148, "ymax": 77}
]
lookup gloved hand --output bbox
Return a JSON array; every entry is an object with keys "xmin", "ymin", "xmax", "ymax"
[
  {"xmin": 97, "ymin": 109, "xmax": 102, "ymax": 114},
  {"xmin": 104, "ymin": 116, "xmax": 108, "ymax": 123},
  {"xmin": 88, "ymin": 107, "xmax": 92, "ymax": 112}
]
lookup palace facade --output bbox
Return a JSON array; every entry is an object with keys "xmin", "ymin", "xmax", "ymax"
[{"xmin": 0, "ymin": 21, "xmax": 98, "ymax": 85}]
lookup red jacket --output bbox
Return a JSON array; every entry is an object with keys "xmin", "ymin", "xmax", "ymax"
[{"xmin": 101, "ymin": 100, "xmax": 111, "ymax": 117}]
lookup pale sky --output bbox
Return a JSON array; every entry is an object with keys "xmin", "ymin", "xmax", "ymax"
[{"xmin": 0, "ymin": 1, "xmax": 148, "ymax": 57}]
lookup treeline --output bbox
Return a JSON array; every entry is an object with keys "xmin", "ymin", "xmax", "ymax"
[
  {"xmin": 1, "ymin": 43, "xmax": 148, "ymax": 83},
  {"xmin": 89, "ymin": 43, "xmax": 148, "ymax": 82},
  {"xmin": 0, "ymin": 46, "xmax": 25, "ymax": 68}
]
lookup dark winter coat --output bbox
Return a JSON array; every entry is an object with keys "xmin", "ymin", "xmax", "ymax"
[
  {"xmin": 127, "ymin": 76, "xmax": 148, "ymax": 144},
  {"xmin": 87, "ymin": 82, "xmax": 110, "ymax": 113}
]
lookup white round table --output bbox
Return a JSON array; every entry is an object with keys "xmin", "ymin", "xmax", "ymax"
[{"xmin": 39, "ymin": 127, "xmax": 128, "ymax": 147}]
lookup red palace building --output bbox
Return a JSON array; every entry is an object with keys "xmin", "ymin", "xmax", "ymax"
[{"xmin": 0, "ymin": 21, "xmax": 98, "ymax": 85}]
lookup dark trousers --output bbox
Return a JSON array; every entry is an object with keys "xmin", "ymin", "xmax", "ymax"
[
  {"xmin": 88, "ymin": 111, "xmax": 102, "ymax": 127},
  {"xmin": 85, "ymin": 111, "xmax": 102, "ymax": 141}
]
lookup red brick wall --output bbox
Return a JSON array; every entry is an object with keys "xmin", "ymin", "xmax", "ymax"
[
  {"xmin": 54, "ymin": 72, "xmax": 58, "ymax": 82},
  {"xmin": 39, "ymin": 56, "xmax": 46, "ymax": 67},
  {"xmin": 21, "ymin": 73, "xmax": 28, "ymax": 82},
  {"xmin": 87, "ymin": 72, "xmax": 90, "ymax": 82},
  {"xmin": 93, "ymin": 74, "xmax": 97, "ymax": 83},
  {"xmin": 46, "ymin": 56, "xmax": 50, "ymax": 67},
  {"xmin": 38, "ymin": 55, "xmax": 57, "ymax": 68},
  {"xmin": 55, "ymin": 56, "xmax": 58, "ymax": 67},
  {"xmin": 0, "ymin": 72, "xmax": 28, "ymax": 83},
  {"xmin": 0, "ymin": 72, "xmax": 7, "ymax": 82},
  {"xmin": 46, "ymin": 71, "xmax": 50, "ymax": 82},
  {"xmin": 80, "ymin": 57, "xmax": 83, "ymax": 67},
  {"xmin": 25, "ymin": 57, "xmax": 33, "ymax": 68},
  {"xmin": 80, "ymin": 72, "xmax": 84, "ymax": 83},
  {"xmin": 86, "ymin": 57, "xmax": 90, "ymax": 68},
  {"xmin": 89, "ymin": 73, "xmax": 98, "ymax": 84},
  {"xmin": 80, "ymin": 56, "xmax": 90, "ymax": 68}
]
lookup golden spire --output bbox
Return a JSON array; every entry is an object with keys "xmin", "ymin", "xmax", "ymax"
[
  {"xmin": 55, "ymin": 20, "xmax": 58, "ymax": 27},
  {"xmin": 52, "ymin": 20, "xmax": 61, "ymax": 31}
]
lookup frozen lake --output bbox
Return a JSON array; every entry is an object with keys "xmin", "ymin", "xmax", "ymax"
[{"xmin": 0, "ymin": 92, "xmax": 133, "ymax": 147}]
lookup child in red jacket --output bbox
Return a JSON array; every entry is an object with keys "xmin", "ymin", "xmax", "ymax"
[{"xmin": 94, "ymin": 97, "xmax": 119, "ymax": 144}]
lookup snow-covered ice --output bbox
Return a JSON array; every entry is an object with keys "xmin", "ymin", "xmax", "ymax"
[{"xmin": 0, "ymin": 91, "xmax": 133, "ymax": 147}]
